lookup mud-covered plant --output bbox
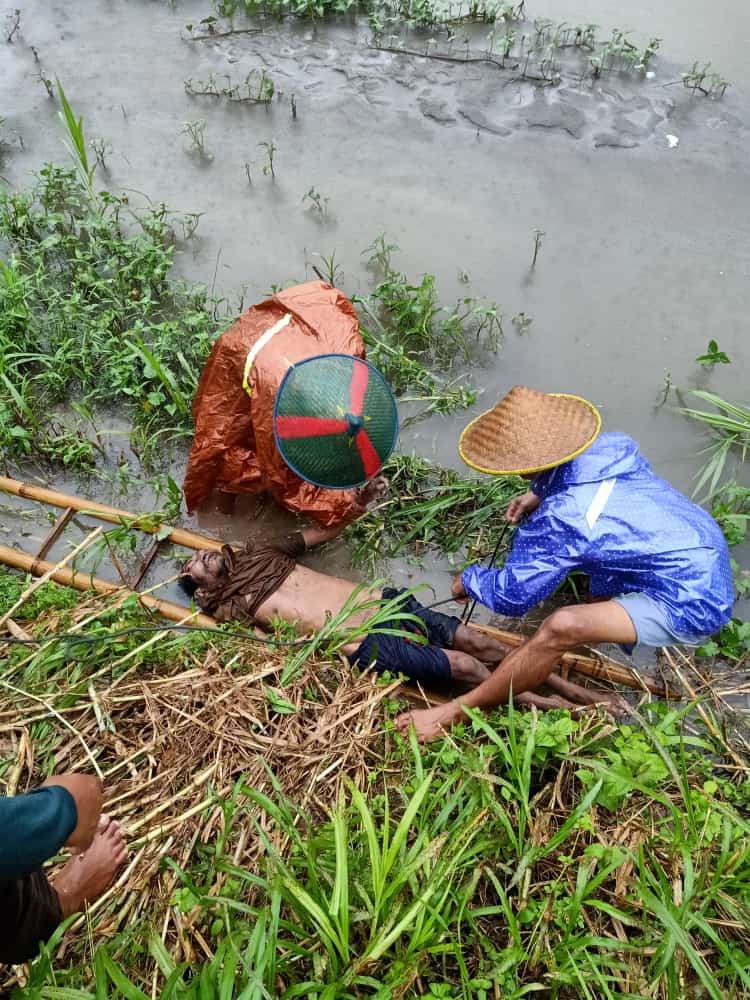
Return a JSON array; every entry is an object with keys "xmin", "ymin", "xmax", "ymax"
[
  {"xmin": 5, "ymin": 7, "xmax": 20, "ymax": 42},
  {"xmin": 185, "ymin": 70, "xmax": 274, "ymax": 106},
  {"xmin": 258, "ymin": 140, "xmax": 276, "ymax": 178},
  {"xmin": 89, "ymin": 137, "xmax": 112, "ymax": 170},
  {"xmin": 303, "ymin": 186, "xmax": 329, "ymax": 218},
  {"xmin": 681, "ymin": 62, "xmax": 729, "ymax": 97},
  {"xmin": 530, "ymin": 228, "xmax": 544, "ymax": 268},
  {"xmin": 181, "ymin": 119, "xmax": 210, "ymax": 158}
]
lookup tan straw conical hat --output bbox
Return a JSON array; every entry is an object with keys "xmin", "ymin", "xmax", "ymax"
[{"xmin": 458, "ymin": 386, "xmax": 601, "ymax": 476}]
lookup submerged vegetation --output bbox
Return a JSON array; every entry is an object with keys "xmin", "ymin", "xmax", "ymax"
[
  {"xmin": 0, "ymin": 163, "xmax": 221, "ymax": 469},
  {"xmin": 346, "ymin": 452, "xmax": 523, "ymax": 571},
  {"xmin": 1, "ymin": 572, "xmax": 749, "ymax": 998}
]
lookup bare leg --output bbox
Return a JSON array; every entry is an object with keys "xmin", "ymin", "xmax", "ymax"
[
  {"xmin": 396, "ymin": 602, "xmax": 636, "ymax": 742},
  {"xmin": 516, "ymin": 690, "xmax": 580, "ymax": 711},
  {"xmin": 545, "ymin": 672, "xmax": 630, "ymax": 717},
  {"xmin": 451, "ymin": 624, "xmax": 510, "ymax": 664},
  {"xmin": 443, "ymin": 649, "xmax": 490, "ymax": 686},
  {"xmin": 53, "ymin": 815, "xmax": 128, "ymax": 918}
]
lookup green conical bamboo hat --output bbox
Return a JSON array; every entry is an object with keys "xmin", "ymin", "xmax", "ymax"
[{"xmin": 273, "ymin": 355, "xmax": 398, "ymax": 489}]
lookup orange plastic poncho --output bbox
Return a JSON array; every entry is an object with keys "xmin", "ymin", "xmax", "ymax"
[{"xmin": 183, "ymin": 281, "xmax": 368, "ymax": 527}]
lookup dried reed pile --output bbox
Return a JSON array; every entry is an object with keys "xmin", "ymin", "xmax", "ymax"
[{"xmin": 0, "ymin": 587, "xmax": 396, "ymax": 972}]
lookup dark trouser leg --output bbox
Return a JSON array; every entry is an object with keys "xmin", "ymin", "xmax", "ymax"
[{"xmin": 0, "ymin": 871, "xmax": 62, "ymax": 965}]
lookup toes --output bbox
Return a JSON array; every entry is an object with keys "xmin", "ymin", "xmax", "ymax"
[
  {"xmin": 97, "ymin": 813, "xmax": 112, "ymax": 833},
  {"xmin": 105, "ymin": 820, "xmax": 122, "ymax": 840}
]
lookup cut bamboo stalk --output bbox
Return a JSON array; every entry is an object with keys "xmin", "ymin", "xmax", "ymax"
[
  {"xmin": 0, "ymin": 527, "xmax": 102, "ymax": 629},
  {"xmin": 471, "ymin": 622, "xmax": 674, "ymax": 697},
  {"xmin": 0, "ymin": 544, "xmax": 216, "ymax": 628},
  {"xmin": 0, "ymin": 475, "xmax": 223, "ymax": 551},
  {"xmin": 35, "ymin": 506, "xmax": 74, "ymax": 560}
]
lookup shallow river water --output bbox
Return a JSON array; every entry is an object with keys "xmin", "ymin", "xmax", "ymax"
[{"xmin": 1, "ymin": 0, "xmax": 748, "ymax": 652}]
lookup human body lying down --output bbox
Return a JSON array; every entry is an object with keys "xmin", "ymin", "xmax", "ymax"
[{"xmin": 180, "ymin": 524, "xmax": 625, "ymax": 715}]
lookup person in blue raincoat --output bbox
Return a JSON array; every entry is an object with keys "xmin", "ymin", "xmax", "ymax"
[{"xmin": 397, "ymin": 386, "xmax": 734, "ymax": 742}]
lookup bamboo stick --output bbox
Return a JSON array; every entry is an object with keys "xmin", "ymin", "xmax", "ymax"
[
  {"xmin": 472, "ymin": 623, "xmax": 674, "ymax": 697},
  {"xmin": 0, "ymin": 475, "xmax": 224, "ymax": 551},
  {"xmin": 0, "ymin": 527, "xmax": 103, "ymax": 629},
  {"xmin": 0, "ymin": 544, "xmax": 217, "ymax": 628}
]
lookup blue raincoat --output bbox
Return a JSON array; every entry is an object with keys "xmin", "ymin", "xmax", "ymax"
[{"xmin": 461, "ymin": 432, "xmax": 734, "ymax": 640}]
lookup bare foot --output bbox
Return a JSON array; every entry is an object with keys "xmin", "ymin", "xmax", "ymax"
[
  {"xmin": 545, "ymin": 674, "xmax": 631, "ymax": 719},
  {"xmin": 395, "ymin": 703, "xmax": 462, "ymax": 742},
  {"xmin": 53, "ymin": 815, "xmax": 128, "ymax": 918}
]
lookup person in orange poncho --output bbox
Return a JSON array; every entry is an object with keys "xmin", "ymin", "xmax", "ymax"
[{"xmin": 183, "ymin": 282, "xmax": 380, "ymax": 527}]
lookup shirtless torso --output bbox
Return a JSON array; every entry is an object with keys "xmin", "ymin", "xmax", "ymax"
[{"xmin": 253, "ymin": 565, "xmax": 381, "ymax": 654}]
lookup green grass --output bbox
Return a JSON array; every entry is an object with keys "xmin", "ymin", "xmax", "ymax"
[
  {"xmin": 345, "ymin": 452, "xmax": 524, "ymax": 572},
  {"xmin": 682, "ymin": 391, "xmax": 750, "ymax": 498}
]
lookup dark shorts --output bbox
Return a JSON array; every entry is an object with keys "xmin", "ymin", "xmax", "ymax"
[
  {"xmin": 0, "ymin": 870, "xmax": 62, "ymax": 965},
  {"xmin": 351, "ymin": 588, "xmax": 461, "ymax": 685}
]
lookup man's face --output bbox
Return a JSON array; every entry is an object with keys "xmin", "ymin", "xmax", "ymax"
[{"xmin": 182, "ymin": 549, "xmax": 227, "ymax": 591}]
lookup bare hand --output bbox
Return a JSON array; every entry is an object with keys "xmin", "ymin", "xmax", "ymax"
[
  {"xmin": 451, "ymin": 574, "xmax": 468, "ymax": 601},
  {"xmin": 506, "ymin": 490, "xmax": 541, "ymax": 524},
  {"xmin": 355, "ymin": 475, "xmax": 389, "ymax": 508},
  {"xmin": 395, "ymin": 704, "xmax": 460, "ymax": 742},
  {"xmin": 42, "ymin": 773, "xmax": 103, "ymax": 852}
]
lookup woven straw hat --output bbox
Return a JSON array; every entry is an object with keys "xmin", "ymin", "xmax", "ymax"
[
  {"xmin": 273, "ymin": 354, "xmax": 398, "ymax": 489},
  {"xmin": 458, "ymin": 386, "xmax": 601, "ymax": 476}
]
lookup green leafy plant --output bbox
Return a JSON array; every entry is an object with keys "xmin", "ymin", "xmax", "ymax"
[
  {"xmin": 711, "ymin": 481, "xmax": 750, "ymax": 547},
  {"xmin": 695, "ymin": 339, "xmax": 731, "ymax": 365},
  {"xmin": 682, "ymin": 391, "xmax": 750, "ymax": 497},
  {"xmin": 185, "ymin": 69, "xmax": 274, "ymax": 105},
  {"xmin": 681, "ymin": 61, "xmax": 730, "ymax": 97},
  {"xmin": 0, "ymin": 164, "xmax": 225, "ymax": 470},
  {"xmin": 345, "ymin": 452, "xmax": 523, "ymax": 570}
]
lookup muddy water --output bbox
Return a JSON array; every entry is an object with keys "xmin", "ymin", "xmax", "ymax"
[{"xmin": 1, "ymin": 0, "xmax": 748, "ymax": 644}]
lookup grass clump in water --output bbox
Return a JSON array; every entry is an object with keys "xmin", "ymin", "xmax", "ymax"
[
  {"xmin": 0, "ymin": 165, "xmax": 224, "ymax": 470},
  {"xmin": 354, "ymin": 236, "xmax": 502, "ymax": 416},
  {"xmin": 346, "ymin": 452, "xmax": 524, "ymax": 571}
]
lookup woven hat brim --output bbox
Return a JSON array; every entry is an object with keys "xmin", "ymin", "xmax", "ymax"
[{"xmin": 458, "ymin": 392, "xmax": 601, "ymax": 476}]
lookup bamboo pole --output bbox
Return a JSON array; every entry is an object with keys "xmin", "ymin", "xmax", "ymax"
[
  {"xmin": 0, "ymin": 476, "xmax": 224, "ymax": 551},
  {"xmin": 0, "ymin": 469, "xmax": 675, "ymax": 699},
  {"xmin": 472, "ymin": 622, "xmax": 674, "ymax": 697},
  {"xmin": 0, "ymin": 545, "xmax": 217, "ymax": 628}
]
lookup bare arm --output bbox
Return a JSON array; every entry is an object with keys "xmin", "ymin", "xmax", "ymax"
[
  {"xmin": 300, "ymin": 523, "xmax": 347, "ymax": 549},
  {"xmin": 301, "ymin": 475, "xmax": 390, "ymax": 549}
]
